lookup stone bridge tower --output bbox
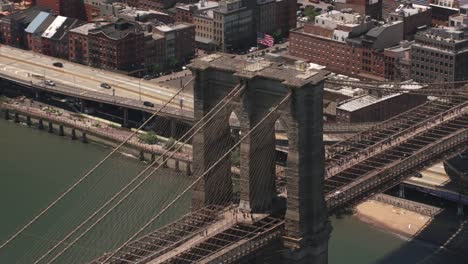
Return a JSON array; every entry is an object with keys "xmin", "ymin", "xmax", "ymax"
[{"xmin": 188, "ymin": 54, "xmax": 331, "ymax": 264}]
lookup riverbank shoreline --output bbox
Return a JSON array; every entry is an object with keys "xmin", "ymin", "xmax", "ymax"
[{"xmin": 0, "ymin": 98, "xmax": 194, "ymax": 173}]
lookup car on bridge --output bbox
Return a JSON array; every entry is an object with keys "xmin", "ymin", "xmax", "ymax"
[
  {"xmin": 44, "ymin": 80, "xmax": 55, "ymax": 86},
  {"xmin": 100, "ymin": 83, "xmax": 111, "ymax": 89},
  {"xmin": 143, "ymin": 101, "xmax": 154, "ymax": 107},
  {"xmin": 52, "ymin": 62, "xmax": 63, "ymax": 68}
]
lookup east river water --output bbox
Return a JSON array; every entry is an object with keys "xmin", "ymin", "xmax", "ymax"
[{"xmin": 0, "ymin": 118, "xmax": 436, "ymax": 263}]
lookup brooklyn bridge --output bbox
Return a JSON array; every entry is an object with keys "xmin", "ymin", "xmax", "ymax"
[{"xmin": 0, "ymin": 53, "xmax": 467, "ymax": 264}]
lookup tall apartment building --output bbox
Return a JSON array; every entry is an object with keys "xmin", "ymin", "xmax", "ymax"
[
  {"xmin": 176, "ymin": 0, "xmax": 296, "ymax": 51},
  {"xmin": 213, "ymin": 0, "xmax": 254, "ymax": 52},
  {"xmin": 384, "ymin": 40, "xmax": 412, "ymax": 81},
  {"xmin": 289, "ymin": 10, "xmax": 403, "ymax": 80},
  {"xmin": 387, "ymin": 2, "xmax": 431, "ymax": 40},
  {"xmin": 411, "ymin": 26, "xmax": 468, "ymax": 84},
  {"xmin": 335, "ymin": 0, "xmax": 383, "ymax": 20},
  {"xmin": 153, "ymin": 22, "xmax": 196, "ymax": 66}
]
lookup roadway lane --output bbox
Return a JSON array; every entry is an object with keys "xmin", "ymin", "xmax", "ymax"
[{"xmin": 0, "ymin": 46, "xmax": 194, "ymax": 110}]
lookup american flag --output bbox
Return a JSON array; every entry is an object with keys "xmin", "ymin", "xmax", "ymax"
[{"xmin": 257, "ymin": 32, "xmax": 274, "ymax": 47}]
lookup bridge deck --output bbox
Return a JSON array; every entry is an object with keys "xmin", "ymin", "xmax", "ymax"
[
  {"xmin": 326, "ymin": 109, "xmax": 467, "ymax": 210},
  {"xmin": 89, "ymin": 206, "xmax": 222, "ymax": 264},
  {"xmin": 325, "ymin": 99, "xmax": 465, "ymax": 164}
]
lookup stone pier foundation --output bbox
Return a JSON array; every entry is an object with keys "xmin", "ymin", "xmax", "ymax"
[{"xmin": 14, "ymin": 112, "xmax": 19, "ymax": 123}]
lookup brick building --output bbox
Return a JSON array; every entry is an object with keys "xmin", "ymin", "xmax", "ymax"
[
  {"xmin": 335, "ymin": 0, "xmax": 383, "ymax": 20},
  {"xmin": 175, "ymin": 0, "xmax": 219, "ymax": 23},
  {"xmin": 68, "ymin": 22, "xmax": 109, "ymax": 65},
  {"xmin": 88, "ymin": 19, "xmax": 145, "ymax": 72},
  {"xmin": 36, "ymin": 0, "xmax": 85, "ymax": 20},
  {"xmin": 0, "ymin": 6, "xmax": 50, "ymax": 48},
  {"xmin": 411, "ymin": 26, "xmax": 468, "ymax": 85},
  {"xmin": 24, "ymin": 10, "xmax": 54, "ymax": 52},
  {"xmin": 41, "ymin": 15, "xmax": 81, "ymax": 59},
  {"xmin": 289, "ymin": 10, "xmax": 403, "ymax": 80}
]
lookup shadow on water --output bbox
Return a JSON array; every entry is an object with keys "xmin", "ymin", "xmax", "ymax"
[{"xmin": 375, "ymin": 207, "xmax": 468, "ymax": 264}]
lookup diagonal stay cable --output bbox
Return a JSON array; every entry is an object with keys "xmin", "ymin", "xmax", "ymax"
[
  {"xmin": 100, "ymin": 92, "xmax": 292, "ymax": 264},
  {"xmin": 37, "ymin": 83, "xmax": 246, "ymax": 264},
  {"xmin": 0, "ymin": 76, "xmax": 195, "ymax": 252}
]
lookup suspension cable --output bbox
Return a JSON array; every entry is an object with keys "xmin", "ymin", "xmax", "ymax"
[
  {"xmin": 0, "ymin": 77, "xmax": 195, "ymax": 252},
  {"xmin": 99, "ymin": 92, "xmax": 291, "ymax": 264}
]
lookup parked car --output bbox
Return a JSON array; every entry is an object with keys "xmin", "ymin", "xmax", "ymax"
[
  {"xmin": 143, "ymin": 75, "xmax": 152, "ymax": 80},
  {"xmin": 44, "ymin": 79, "xmax": 55, "ymax": 86},
  {"xmin": 53, "ymin": 62, "xmax": 63, "ymax": 68},
  {"xmin": 100, "ymin": 83, "xmax": 111, "ymax": 89},
  {"xmin": 143, "ymin": 101, "xmax": 154, "ymax": 107}
]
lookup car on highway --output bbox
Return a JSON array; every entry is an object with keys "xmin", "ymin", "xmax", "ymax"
[
  {"xmin": 100, "ymin": 83, "xmax": 111, "ymax": 89},
  {"xmin": 143, "ymin": 75, "xmax": 152, "ymax": 80},
  {"xmin": 143, "ymin": 101, "xmax": 154, "ymax": 107},
  {"xmin": 53, "ymin": 62, "xmax": 63, "ymax": 68},
  {"xmin": 44, "ymin": 79, "xmax": 55, "ymax": 86}
]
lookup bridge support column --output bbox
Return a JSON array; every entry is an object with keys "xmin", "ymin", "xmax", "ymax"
[
  {"xmin": 151, "ymin": 153, "xmax": 155, "ymax": 163},
  {"xmin": 186, "ymin": 163, "xmax": 192, "ymax": 176},
  {"xmin": 48, "ymin": 122, "xmax": 53, "ymax": 133},
  {"xmin": 238, "ymin": 94, "xmax": 277, "ymax": 213},
  {"xmin": 14, "ymin": 112, "xmax": 19, "ymax": 123},
  {"xmin": 82, "ymin": 132, "xmax": 88, "ymax": 143},
  {"xmin": 59, "ymin": 125, "xmax": 65, "ymax": 136},
  {"xmin": 191, "ymin": 69, "xmax": 233, "ymax": 210},
  {"xmin": 282, "ymin": 77, "xmax": 331, "ymax": 264},
  {"xmin": 139, "ymin": 151, "xmax": 145, "ymax": 161},
  {"xmin": 170, "ymin": 119, "xmax": 177, "ymax": 138},
  {"xmin": 71, "ymin": 128, "xmax": 77, "ymax": 140},
  {"xmin": 123, "ymin": 108, "xmax": 129, "ymax": 128},
  {"xmin": 398, "ymin": 185, "xmax": 405, "ymax": 198},
  {"xmin": 457, "ymin": 202, "xmax": 464, "ymax": 216},
  {"xmin": 26, "ymin": 116, "xmax": 32, "ymax": 126},
  {"xmin": 38, "ymin": 119, "xmax": 44, "ymax": 130},
  {"xmin": 80, "ymin": 99, "xmax": 86, "ymax": 113},
  {"xmin": 4, "ymin": 109, "xmax": 9, "ymax": 120}
]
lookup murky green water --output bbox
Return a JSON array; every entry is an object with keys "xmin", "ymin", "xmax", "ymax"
[{"xmin": 0, "ymin": 119, "xmax": 435, "ymax": 263}]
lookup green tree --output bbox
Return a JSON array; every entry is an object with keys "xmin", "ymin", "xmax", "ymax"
[
  {"xmin": 304, "ymin": 6, "xmax": 319, "ymax": 20},
  {"xmin": 138, "ymin": 131, "xmax": 159, "ymax": 145}
]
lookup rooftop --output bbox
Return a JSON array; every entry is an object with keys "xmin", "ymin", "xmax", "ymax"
[
  {"xmin": 392, "ymin": 3, "xmax": 430, "ymax": 17},
  {"xmin": 24, "ymin": 11, "xmax": 52, "ymax": 34},
  {"xmin": 69, "ymin": 22, "xmax": 109, "ymax": 35},
  {"xmin": 42, "ymin": 16, "xmax": 79, "ymax": 40},
  {"xmin": 337, "ymin": 83, "xmax": 423, "ymax": 112},
  {"xmin": 88, "ymin": 20, "xmax": 142, "ymax": 40},
  {"xmin": 176, "ymin": 0, "xmax": 219, "ymax": 12}
]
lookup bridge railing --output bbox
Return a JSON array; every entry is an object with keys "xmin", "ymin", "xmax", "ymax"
[
  {"xmin": 326, "ymin": 128, "xmax": 468, "ymax": 211},
  {"xmin": 326, "ymin": 100, "xmax": 468, "ymax": 178}
]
